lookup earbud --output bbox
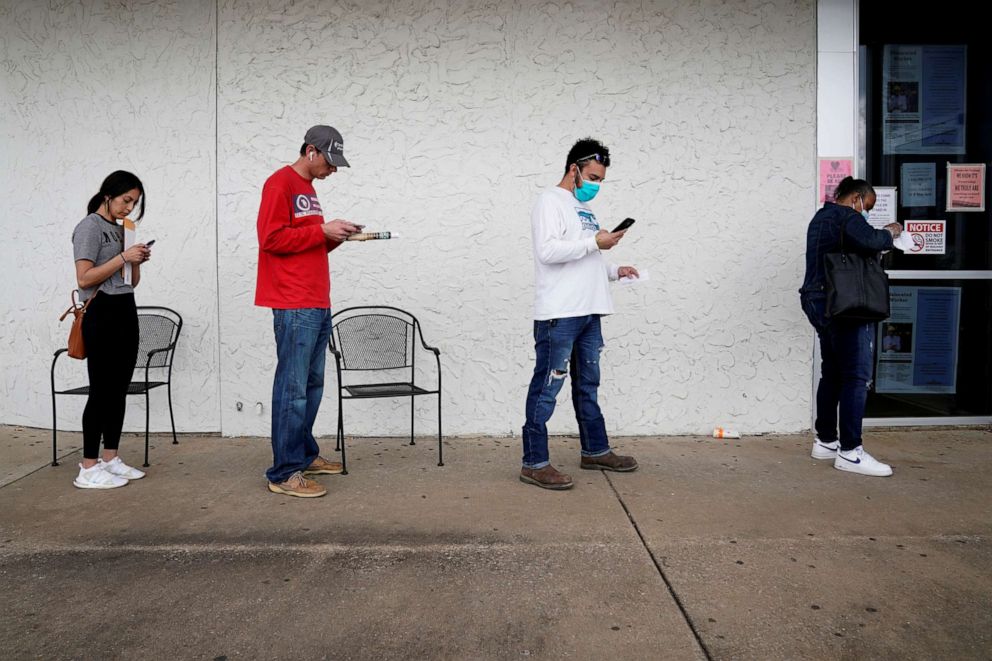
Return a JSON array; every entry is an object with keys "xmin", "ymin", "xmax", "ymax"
[{"xmin": 309, "ymin": 152, "xmax": 314, "ymax": 162}]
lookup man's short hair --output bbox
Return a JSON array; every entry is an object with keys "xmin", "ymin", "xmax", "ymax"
[{"xmin": 565, "ymin": 138, "xmax": 611, "ymax": 174}]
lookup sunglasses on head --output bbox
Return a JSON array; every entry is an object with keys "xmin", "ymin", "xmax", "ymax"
[{"xmin": 575, "ymin": 153, "xmax": 610, "ymax": 167}]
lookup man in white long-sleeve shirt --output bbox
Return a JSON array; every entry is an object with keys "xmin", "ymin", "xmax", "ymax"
[{"xmin": 520, "ymin": 138, "xmax": 640, "ymax": 490}]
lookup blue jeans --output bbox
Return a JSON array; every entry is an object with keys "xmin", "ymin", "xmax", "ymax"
[
  {"xmin": 801, "ymin": 295, "xmax": 874, "ymax": 451},
  {"xmin": 521, "ymin": 315, "xmax": 611, "ymax": 469},
  {"xmin": 266, "ymin": 308, "xmax": 332, "ymax": 483}
]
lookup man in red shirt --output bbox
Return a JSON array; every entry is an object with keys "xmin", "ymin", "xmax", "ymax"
[{"xmin": 256, "ymin": 125, "xmax": 361, "ymax": 497}]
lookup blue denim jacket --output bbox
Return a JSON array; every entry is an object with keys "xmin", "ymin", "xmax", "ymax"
[{"xmin": 800, "ymin": 202, "xmax": 894, "ymax": 298}]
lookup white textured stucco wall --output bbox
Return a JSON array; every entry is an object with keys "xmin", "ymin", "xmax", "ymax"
[
  {"xmin": 2, "ymin": 0, "xmax": 816, "ymax": 438},
  {"xmin": 0, "ymin": 0, "xmax": 220, "ymax": 434}
]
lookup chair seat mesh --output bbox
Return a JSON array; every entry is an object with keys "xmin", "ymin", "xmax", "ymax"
[
  {"xmin": 344, "ymin": 383, "xmax": 430, "ymax": 398},
  {"xmin": 58, "ymin": 381, "xmax": 167, "ymax": 396}
]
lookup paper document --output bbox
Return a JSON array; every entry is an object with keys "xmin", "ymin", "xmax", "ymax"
[
  {"xmin": 121, "ymin": 218, "xmax": 136, "ymax": 285},
  {"xmin": 618, "ymin": 270, "xmax": 650, "ymax": 286},
  {"xmin": 892, "ymin": 231, "xmax": 915, "ymax": 252}
]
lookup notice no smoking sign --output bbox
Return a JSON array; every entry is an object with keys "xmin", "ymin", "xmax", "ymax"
[{"xmin": 905, "ymin": 220, "xmax": 945, "ymax": 255}]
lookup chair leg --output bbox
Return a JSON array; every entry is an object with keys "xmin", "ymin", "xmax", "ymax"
[
  {"xmin": 168, "ymin": 381, "xmax": 178, "ymax": 445},
  {"xmin": 437, "ymin": 392, "xmax": 443, "ymax": 467},
  {"xmin": 143, "ymin": 389, "xmax": 150, "ymax": 468},
  {"xmin": 51, "ymin": 392, "xmax": 59, "ymax": 467},
  {"xmin": 409, "ymin": 396, "xmax": 416, "ymax": 445},
  {"xmin": 337, "ymin": 406, "xmax": 347, "ymax": 475}
]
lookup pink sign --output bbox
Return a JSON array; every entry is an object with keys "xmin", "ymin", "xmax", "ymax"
[
  {"xmin": 819, "ymin": 158, "xmax": 853, "ymax": 204},
  {"xmin": 946, "ymin": 163, "xmax": 986, "ymax": 212}
]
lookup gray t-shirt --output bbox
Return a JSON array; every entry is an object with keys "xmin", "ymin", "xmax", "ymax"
[{"xmin": 72, "ymin": 213, "xmax": 134, "ymax": 301}]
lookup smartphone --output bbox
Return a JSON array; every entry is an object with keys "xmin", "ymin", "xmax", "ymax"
[
  {"xmin": 145, "ymin": 239, "xmax": 156, "ymax": 247},
  {"xmin": 611, "ymin": 217, "xmax": 636, "ymax": 233}
]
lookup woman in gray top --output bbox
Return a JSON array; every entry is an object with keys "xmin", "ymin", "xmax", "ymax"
[{"xmin": 70, "ymin": 171, "xmax": 152, "ymax": 489}]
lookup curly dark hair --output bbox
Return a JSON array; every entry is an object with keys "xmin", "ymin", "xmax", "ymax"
[{"xmin": 564, "ymin": 138, "xmax": 611, "ymax": 174}]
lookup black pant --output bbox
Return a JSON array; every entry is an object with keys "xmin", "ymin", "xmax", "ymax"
[{"xmin": 81, "ymin": 292, "xmax": 139, "ymax": 459}]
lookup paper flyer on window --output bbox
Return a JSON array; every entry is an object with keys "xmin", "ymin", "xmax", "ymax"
[
  {"xmin": 946, "ymin": 163, "xmax": 986, "ymax": 212},
  {"xmin": 900, "ymin": 163, "xmax": 936, "ymax": 207},
  {"xmin": 882, "ymin": 45, "xmax": 966, "ymax": 155},
  {"xmin": 122, "ymin": 217, "xmax": 136, "ymax": 286},
  {"xmin": 876, "ymin": 286, "xmax": 960, "ymax": 394},
  {"xmin": 818, "ymin": 158, "xmax": 852, "ymax": 204},
  {"xmin": 869, "ymin": 187, "xmax": 897, "ymax": 229}
]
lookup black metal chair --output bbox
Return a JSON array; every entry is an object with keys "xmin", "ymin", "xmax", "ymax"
[
  {"xmin": 51, "ymin": 306, "xmax": 183, "ymax": 468},
  {"xmin": 328, "ymin": 306, "xmax": 443, "ymax": 474}
]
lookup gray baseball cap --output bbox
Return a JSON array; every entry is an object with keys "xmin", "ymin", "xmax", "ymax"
[{"xmin": 304, "ymin": 125, "xmax": 350, "ymax": 168}]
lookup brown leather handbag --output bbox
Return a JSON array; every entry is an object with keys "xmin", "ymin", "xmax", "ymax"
[{"xmin": 59, "ymin": 290, "xmax": 96, "ymax": 359}]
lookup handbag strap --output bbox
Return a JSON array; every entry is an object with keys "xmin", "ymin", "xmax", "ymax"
[
  {"xmin": 837, "ymin": 213, "xmax": 848, "ymax": 255},
  {"xmin": 59, "ymin": 290, "xmax": 96, "ymax": 322},
  {"xmin": 839, "ymin": 209, "xmax": 888, "ymax": 264}
]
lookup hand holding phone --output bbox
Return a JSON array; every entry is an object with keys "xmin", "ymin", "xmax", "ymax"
[{"xmin": 611, "ymin": 217, "xmax": 636, "ymax": 233}]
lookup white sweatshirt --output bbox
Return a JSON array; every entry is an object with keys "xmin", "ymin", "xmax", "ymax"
[{"xmin": 531, "ymin": 186, "xmax": 619, "ymax": 320}]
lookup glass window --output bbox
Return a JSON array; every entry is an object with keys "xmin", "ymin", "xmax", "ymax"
[{"xmin": 860, "ymin": 2, "xmax": 992, "ymax": 419}]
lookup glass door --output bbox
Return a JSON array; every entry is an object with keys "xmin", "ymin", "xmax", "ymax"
[{"xmin": 859, "ymin": 1, "xmax": 992, "ymax": 423}]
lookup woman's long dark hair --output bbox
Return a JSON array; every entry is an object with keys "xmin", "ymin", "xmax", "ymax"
[{"xmin": 87, "ymin": 170, "xmax": 146, "ymax": 220}]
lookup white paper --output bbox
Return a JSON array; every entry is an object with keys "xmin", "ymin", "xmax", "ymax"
[
  {"xmin": 122, "ymin": 218, "xmax": 136, "ymax": 285},
  {"xmin": 618, "ymin": 270, "xmax": 650, "ymax": 286},
  {"xmin": 870, "ymin": 187, "xmax": 898, "ymax": 228},
  {"xmin": 892, "ymin": 231, "xmax": 915, "ymax": 252}
]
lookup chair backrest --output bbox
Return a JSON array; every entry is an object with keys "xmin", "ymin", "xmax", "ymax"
[
  {"xmin": 136, "ymin": 306, "xmax": 183, "ymax": 369},
  {"xmin": 332, "ymin": 307, "xmax": 415, "ymax": 371}
]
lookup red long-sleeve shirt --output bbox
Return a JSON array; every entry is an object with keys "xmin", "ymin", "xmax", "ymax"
[{"xmin": 254, "ymin": 166, "xmax": 337, "ymax": 309}]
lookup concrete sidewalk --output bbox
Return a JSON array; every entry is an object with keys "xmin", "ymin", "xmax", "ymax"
[{"xmin": 1, "ymin": 425, "xmax": 990, "ymax": 660}]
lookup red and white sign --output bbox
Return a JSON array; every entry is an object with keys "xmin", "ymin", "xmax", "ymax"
[{"xmin": 904, "ymin": 220, "xmax": 945, "ymax": 255}]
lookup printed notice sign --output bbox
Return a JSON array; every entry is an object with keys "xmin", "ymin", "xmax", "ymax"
[
  {"xmin": 904, "ymin": 220, "xmax": 946, "ymax": 254},
  {"xmin": 819, "ymin": 158, "xmax": 852, "ymax": 204},
  {"xmin": 869, "ymin": 187, "xmax": 898, "ymax": 229},
  {"xmin": 901, "ymin": 162, "xmax": 936, "ymax": 207},
  {"xmin": 946, "ymin": 163, "xmax": 986, "ymax": 212},
  {"xmin": 876, "ymin": 286, "xmax": 960, "ymax": 394},
  {"xmin": 882, "ymin": 45, "xmax": 967, "ymax": 155}
]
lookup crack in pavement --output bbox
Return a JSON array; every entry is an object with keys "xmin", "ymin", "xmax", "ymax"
[{"xmin": 603, "ymin": 470, "xmax": 714, "ymax": 661}]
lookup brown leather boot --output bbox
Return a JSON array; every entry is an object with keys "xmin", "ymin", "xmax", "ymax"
[
  {"xmin": 580, "ymin": 451, "xmax": 638, "ymax": 472},
  {"xmin": 520, "ymin": 465, "xmax": 574, "ymax": 490}
]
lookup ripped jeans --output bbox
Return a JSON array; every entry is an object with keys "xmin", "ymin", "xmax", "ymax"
[
  {"xmin": 521, "ymin": 315, "xmax": 611, "ymax": 469},
  {"xmin": 801, "ymin": 294, "xmax": 875, "ymax": 451}
]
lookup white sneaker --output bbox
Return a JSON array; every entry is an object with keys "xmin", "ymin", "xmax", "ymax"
[
  {"xmin": 99, "ymin": 456, "xmax": 146, "ymax": 480},
  {"xmin": 834, "ymin": 446, "xmax": 893, "ymax": 477},
  {"xmin": 73, "ymin": 463, "xmax": 129, "ymax": 489},
  {"xmin": 811, "ymin": 437, "xmax": 839, "ymax": 460}
]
